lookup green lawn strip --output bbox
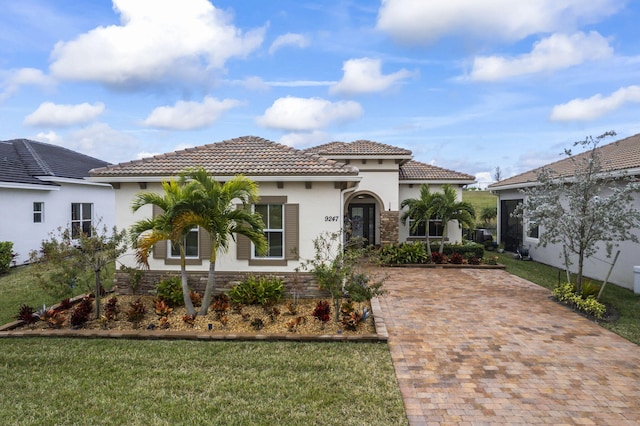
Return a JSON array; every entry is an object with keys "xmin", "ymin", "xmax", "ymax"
[
  {"xmin": 0, "ymin": 263, "xmax": 114, "ymax": 325},
  {"xmin": 462, "ymin": 190, "xmax": 497, "ymax": 215},
  {"xmin": 0, "ymin": 338, "xmax": 407, "ymax": 426},
  {"xmin": 496, "ymin": 252, "xmax": 640, "ymax": 345}
]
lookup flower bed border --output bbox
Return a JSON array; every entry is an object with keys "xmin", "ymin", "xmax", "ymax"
[
  {"xmin": 0, "ymin": 297, "xmax": 388, "ymax": 343},
  {"xmin": 383, "ymin": 263, "xmax": 505, "ymax": 269}
]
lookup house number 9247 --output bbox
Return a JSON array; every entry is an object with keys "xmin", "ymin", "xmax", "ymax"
[{"xmin": 324, "ymin": 216, "xmax": 340, "ymax": 222}]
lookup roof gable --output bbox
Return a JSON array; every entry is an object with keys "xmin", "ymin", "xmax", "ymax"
[
  {"xmin": 90, "ymin": 136, "xmax": 359, "ymax": 178},
  {"xmin": 0, "ymin": 139, "xmax": 109, "ymax": 186},
  {"xmin": 489, "ymin": 133, "xmax": 640, "ymax": 190}
]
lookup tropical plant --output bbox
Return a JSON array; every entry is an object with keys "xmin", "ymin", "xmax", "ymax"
[
  {"xmin": 228, "ymin": 275, "xmax": 284, "ymax": 306},
  {"xmin": 0, "ymin": 241, "xmax": 14, "ymax": 274},
  {"xmin": 431, "ymin": 185, "xmax": 476, "ymax": 253},
  {"xmin": 155, "ymin": 276, "xmax": 184, "ymax": 307},
  {"xmin": 400, "ymin": 185, "xmax": 439, "ymax": 258},
  {"xmin": 517, "ymin": 131, "xmax": 640, "ymax": 294},
  {"xmin": 130, "ymin": 178, "xmax": 200, "ymax": 316},
  {"xmin": 29, "ymin": 224, "xmax": 127, "ymax": 319},
  {"xmin": 177, "ymin": 167, "xmax": 267, "ymax": 315}
]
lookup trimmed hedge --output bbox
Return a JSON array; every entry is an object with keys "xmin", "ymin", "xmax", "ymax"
[{"xmin": 377, "ymin": 241, "xmax": 484, "ymax": 265}]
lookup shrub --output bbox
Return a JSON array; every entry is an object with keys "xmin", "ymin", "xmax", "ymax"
[
  {"xmin": 154, "ymin": 298, "xmax": 173, "ymax": 317},
  {"xmin": 449, "ymin": 252, "xmax": 464, "ymax": 264},
  {"xmin": 189, "ymin": 290, "xmax": 202, "ymax": 307},
  {"xmin": 345, "ymin": 272, "xmax": 386, "ymax": 302},
  {"xmin": 377, "ymin": 242, "xmax": 428, "ymax": 264},
  {"xmin": 211, "ymin": 294, "xmax": 230, "ymax": 317},
  {"xmin": 58, "ymin": 298, "xmax": 73, "ymax": 310},
  {"xmin": 552, "ymin": 283, "xmax": 606, "ymax": 319},
  {"xmin": 70, "ymin": 296, "xmax": 94, "ymax": 327},
  {"xmin": 312, "ymin": 300, "xmax": 331, "ymax": 324},
  {"xmin": 104, "ymin": 297, "xmax": 120, "ymax": 321},
  {"xmin": 126, "ymin": 298, "xmax": 147, "ymax": 322},
  {"xmin": 156, "ymin": 276, "xmax": 183, "ymax": 307},
  {"xmin": 229, "ymin": 275, "xmax": 284, "ymax": 306},
  {"xmin": 468, "ymin": 256, "xmax": 481, "ymax": 265},
  {"xmin": 429, "ymin": 241, "xmax": 484, "ymax": 259},
  {"xmin": 15, "ymin": 304, "xmax": 38, "ymax": 324},
  {"xmin": 0, "ymin": 241, "xmax": 14, "ymax": 274},
  {"xmin": 431, "ymin": 252, "xmax": 447, "ymax": 264}
]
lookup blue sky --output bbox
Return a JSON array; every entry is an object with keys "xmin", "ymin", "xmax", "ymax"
[{"xmin": 2, "ymin": 0, "xmax": 639, "ymax": 187}]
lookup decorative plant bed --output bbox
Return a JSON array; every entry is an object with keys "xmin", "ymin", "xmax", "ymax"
[
  {"xmin": 0, "ymin": 294, "xmax": 387, "ymax": 342},
  {"xmin": 383, "ymin": 263, "xmax": 505, "ymax": 269}
]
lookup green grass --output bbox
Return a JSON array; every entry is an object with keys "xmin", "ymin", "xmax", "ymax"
[
  {"xmin": 496, "ymin": 252, "xmax": 640, "ymax": 344},
  {"xmin": 0, "ymin": 338, "xmax": 407, "ymax": 425},
  {"xmin": 462, "ymin": 190, "xmax": 497, "ymax": 213}
]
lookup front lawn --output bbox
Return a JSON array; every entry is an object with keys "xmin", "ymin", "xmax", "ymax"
[
  {"xmin": 496, "ymin": 252, "xmax": 640, "ymax": 345},
  {"xmin": 0, "ymin": 338, "xmax": 407, "ymax": 425}
]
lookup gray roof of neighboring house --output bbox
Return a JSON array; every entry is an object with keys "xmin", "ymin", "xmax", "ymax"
[
  {"xmin": 90, "ymin": 136, "xmax": 360, "ymax": 178},
  {"xmin": 304, "ymin": 140, "xmax": 413, "ymax": 156},
  {"xmin": 0, "ymin": 139, "xmax": 110, "ymax": 186},
  {"xmin": 489, "ymin": 133, "xmax": 640, "ymax": 190},
  {"xmin": 399, "ymin": 160, "xmax": 475, "ymax": 181}
]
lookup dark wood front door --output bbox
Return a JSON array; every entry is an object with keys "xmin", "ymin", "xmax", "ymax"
[{"xmin": 348, "ymin": 204, "xmax": 375, "ymax": 246}]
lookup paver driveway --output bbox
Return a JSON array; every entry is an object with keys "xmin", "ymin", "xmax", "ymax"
[{"xmin": 378, "ymin": 268, "xmax": 640, "ymax": 425}]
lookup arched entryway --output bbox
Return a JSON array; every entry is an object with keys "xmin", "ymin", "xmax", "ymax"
[{"xmin": 345, "ymin": 192, "xmax": 383, "ymax": 246}]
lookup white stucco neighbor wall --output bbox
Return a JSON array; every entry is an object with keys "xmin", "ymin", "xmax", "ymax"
[
  {"xmin": 495, "ymin": 187, "xmax": 640, "ymax": 291},
  {"xmin": 115, "ymin": 180, "xmax": 344, "ymax": 273},
  {"xmin": 0, "ymin": 181, "xmax": 115, "ymax": 265},
  {"xmin": 398, "ymin": 183, "xmax": 464, "ymax": 243}
]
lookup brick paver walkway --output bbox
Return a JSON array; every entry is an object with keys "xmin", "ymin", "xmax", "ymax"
[{"xmin": 379, "ymin": 268, "xmax": 640, "ymax": 425}]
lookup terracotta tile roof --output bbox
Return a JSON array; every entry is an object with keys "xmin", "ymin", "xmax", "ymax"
[
  {"xmin": 489, "ymin": 133, "xmax": 640, "ymax": 190},
  {"xmin": 400, "ymin": 160, "xmax": 475, "ymax": 181},
  {"xmin": 90, "ymin": 136, "xmax": 359, "ymax": 178},
  {"xmin": 0, "ymin": 139, "xmax": 109, "ymax": 186},
  {"xmin": 305, "ymin": 140, "xmax": 412, "ymax": 156}
]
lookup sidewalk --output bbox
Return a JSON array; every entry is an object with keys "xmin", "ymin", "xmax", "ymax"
[{"xmin": 379, "ymin": 268, "xmax": 640, "ymax": 425}]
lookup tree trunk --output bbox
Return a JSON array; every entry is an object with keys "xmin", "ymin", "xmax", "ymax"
[
  {"xmin": 200, "ymin": 257, "xmax": 216, "ymax": 316},
  {"xmin": 179, "ymin": 246, "xmax": 196, "ymax": 316},
  {"xmin": 94, "ymin": 269, "xmax": 101, "ymax": 319},
  {"xmin": 425, "ymin": 237, "xmax": 432, "ymax": 258},
  {"xmin": 576, "ymin": 248, "xmax": 585, "ymax": 295}
]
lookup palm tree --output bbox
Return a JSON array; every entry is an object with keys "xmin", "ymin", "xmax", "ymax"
[
  {"xmin": 179, "ymin": 168, "xmax": 267, "ymax": 315},
  {"xmin": 432, "ymin": 185, "xmax": 476, "ymax": 253},
  {"xmin": 129, "ymin": 179, "xmax": 198, "ymax": 316},
  {"xmin": 400, "ymin": 184, "xmax": 438, "ymax": 257}
]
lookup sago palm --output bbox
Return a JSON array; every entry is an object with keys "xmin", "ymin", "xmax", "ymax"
[{"xmin": 179, "ymin": 167, "xmax": 267, "ymax": 315}]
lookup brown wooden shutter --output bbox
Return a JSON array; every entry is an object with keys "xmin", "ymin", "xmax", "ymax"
[
  {"xmin": 285, "ymin": 203, "xmax": 299, "ymax": 260},
  {"xmin": 236, "ymin": 203, "xmax": 251, "ymax": 260},
  {"xmin": 199, "ymin": 228, "xmax": 211, "ymax": 260},
  {"xmin": 151, "ymin": 205, "xmax": 166, "ymax": 259}
]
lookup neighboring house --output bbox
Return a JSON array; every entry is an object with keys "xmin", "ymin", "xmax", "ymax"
[
  {"xmin": 89, "ymin": 136, "xmax": 474, "ymax": 291},
  {"xmin": 0, "ymin": 139, "xmax": 115, "ymax": 265},
  {"xmin": 488, "ymin": 133, "xmax": 640, "ymax": 291}
]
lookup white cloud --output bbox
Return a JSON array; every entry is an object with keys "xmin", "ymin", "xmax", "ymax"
[
  {"xmin": 269, "ymin": 33, "xmax": 309, "ymax": 54},
  {"xmin": 330, "ymin": 57, "xmax": 414, "ymax": 96},
  {"xmin": 550, "ymin": 86, "xmax": 640, "ymax": 121},
  {"xmin": 35, "ymin": 130, "xmax": 62, "ymax": 145},
  {"xmin": 469, "ymin": 32, "xmax": 613, "ymax": 81},
  {"xmin": 376, "ymin": 0, "xmax": 621, "ymax": 44},
  {"xmin": 0, "ymin": 67, "xmax": 55, "ymax": 102},
  {"xmin": 142, "ymin": 96, "xmax": 242, "ymax": 130},
  {"xmin": 49, "ymin": 0, "xmax": 265, "ymax": 87},
  {"xmin": 24, "ymin": 102, "xmax": 105, "ymax": 127},
  {"xmin": 256, "ymin": 96, "xmax": 363, "ymax": 131},
  {"xmin": 279, "ymin": 131, "xmax": 330, "ymax": 148}
]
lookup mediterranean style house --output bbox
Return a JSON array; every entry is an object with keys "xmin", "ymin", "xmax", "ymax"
[
  {"xmin": 89, "ymin": 136, "xmax": 474, "ymax": 293},
  {"xmin": 489, "ymin": 133, "xmax": 640, "ymax": 291},
  {"xmin": 0, "ymin": 139, "xmax": 114, "ymax": 265}
]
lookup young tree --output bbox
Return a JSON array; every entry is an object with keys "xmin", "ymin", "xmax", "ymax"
[
  {"xmin": 30, "ymin": 224, "xmax": 127, "ymax": 319},
  {"xmin": 400, "ymin": 184, "xmax": 438, "ymax": 257},
  {"xmin": 130, "ymin": 179, "xmax": 200, "ymax": 316},
  {"xmin": 493, "ymin": 166, "xmax": 503, "ymax": 182},
  {"xmin": 518, "ymin": 131, "xmax": 640, "ymax": 293},
  {"xmin": 179, "ymin": 168, "xmax": 267, "ymax": 315},
  {"xmin": 431, "ymin": 185, "xmax": 476, "ymax": 253}
]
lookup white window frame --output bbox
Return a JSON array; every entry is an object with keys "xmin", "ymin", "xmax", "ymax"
[
  {"xmin": 33, "ymin": 202, "xmax": 44, "ymax": 223},
  {"xmin": 253, "ymin": 203, "xmax": 284, "ymax": 259},
  {"xmin": 71, "ymin": 203, "xmax": 92, "ymax": 238},
  {"xmin": 408, "ymin": 217, "xmax": 443, "ymax": 238},
  {"xmin": 168, "ymin": 227, "xmax": 199, "ymax": 259}
]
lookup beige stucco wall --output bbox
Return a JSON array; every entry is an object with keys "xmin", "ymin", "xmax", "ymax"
[{"xmin": 115, "ymin": 180, "xmax": 343, "ymax": 273}]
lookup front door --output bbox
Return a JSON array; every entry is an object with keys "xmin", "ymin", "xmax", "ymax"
[
  {"xmin": 348, "ymin": 204, "xmax": 375, "ymax": 246},
  {"xmin": 500, "ymin": 199, "xmax": 523, "ymax": 252}
]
